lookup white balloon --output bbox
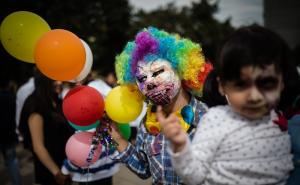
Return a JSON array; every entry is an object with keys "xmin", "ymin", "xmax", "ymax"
[{"xmin": 70, "ymin": 39, "xmax": 93, "ymax": 82}]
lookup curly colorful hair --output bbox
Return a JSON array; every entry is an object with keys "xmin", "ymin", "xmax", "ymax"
[{"xmin": 115, "ymin": 27, "xmax": 212, "ymax": 96}]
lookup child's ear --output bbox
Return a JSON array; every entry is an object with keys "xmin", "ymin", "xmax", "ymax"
[{"xmin": 217, "ymin": 77, "xmax": 225, "ymax": 96}]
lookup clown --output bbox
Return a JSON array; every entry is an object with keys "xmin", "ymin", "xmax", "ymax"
[{"xmin": 110, "ymin": 27, "xmax": 212, "ymax": 185}]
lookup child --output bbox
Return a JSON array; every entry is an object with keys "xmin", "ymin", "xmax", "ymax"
[
  {"xmin": 109, "ymin": 27, "xmax": 212, "ymax": 184},
  {"xmin": 158, "ymin": 25, "xmax": 294, "ymax": 185},
  {"xmin": 61, "ymin": 77, "xmax": 119, "ymax": 185}
]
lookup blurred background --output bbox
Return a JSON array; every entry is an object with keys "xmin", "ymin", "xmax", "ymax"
[
  {"xmin": 1, "ymin": 0, "xmax": 298, "ymax": 89},
  {"xmin": 0, "ymin": 0, "xmax": 299, "ymax": 184}
]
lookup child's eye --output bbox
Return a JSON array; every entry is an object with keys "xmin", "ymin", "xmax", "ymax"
[
  {"xmin": 152, "ymin": 69, "xmax": 164, "ymax": 77},
  {"xmin": 257, "ymin": 77, "xmax": 279, "ymax": 91},
  {"xmin": 233, "ymin": 80, "xmax": 249, "ymax": 89},
  {"xmin": 137, "ymin": 76, "xmax": 147, "ymax": 83}
]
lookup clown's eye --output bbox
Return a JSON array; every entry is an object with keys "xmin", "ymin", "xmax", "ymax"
[
  {"xmin": 152, "ymin": 69, "xmax": 164, "ymax": 77},
  {"xmin": 137, "ymin": 76, "xmax": 147, "ymax": 83}
]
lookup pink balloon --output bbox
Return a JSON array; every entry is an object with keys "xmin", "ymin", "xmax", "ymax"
[{"xmin": 65, "ymin": 132, "xmax": 101, "ymax": 167}]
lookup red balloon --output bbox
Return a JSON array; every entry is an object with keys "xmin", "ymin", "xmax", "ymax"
[{"xmin": 63, "ymin": 85, "xmax": 104, "ymax": 126}]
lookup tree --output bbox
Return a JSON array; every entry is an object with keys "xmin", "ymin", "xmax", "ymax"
[
  {"xmin": 0, "ymin": 0, "xmax": 131, "ymax": 84},
  {"xmin": 0, "ymin": 0, "xmax": 233, "ymax": 85},
  {"xmin": 129, "ymin": 0, "xmax": 235, "ymax": 63}
]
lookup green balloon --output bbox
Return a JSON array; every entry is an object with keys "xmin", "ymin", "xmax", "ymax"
[
  {"xmin": 117, "ymin": 123, "xmax": 131, "ymax": 140},
  {"xmin": 69, "ymin": 120, "xmax": 100, "ymax": 131}
]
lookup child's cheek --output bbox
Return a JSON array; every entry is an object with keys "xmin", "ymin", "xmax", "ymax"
[{"xmin": 263, "ymin": 90, "xmax": 281, "ymax": 109}]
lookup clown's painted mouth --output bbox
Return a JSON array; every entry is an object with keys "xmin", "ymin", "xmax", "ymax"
[{"xmin": 145, "ymin": 84, "xmax": 174, "ymax": 105}]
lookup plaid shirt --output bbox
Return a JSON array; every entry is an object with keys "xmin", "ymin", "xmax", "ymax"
[{"xmin": 115, "ymin": 96, "xmax": 207, "ymax": 185}]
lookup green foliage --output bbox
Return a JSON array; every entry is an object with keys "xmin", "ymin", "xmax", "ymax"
[{"xmin": 129, "ymin": 0, "xmax": 235, "ymax": 63}]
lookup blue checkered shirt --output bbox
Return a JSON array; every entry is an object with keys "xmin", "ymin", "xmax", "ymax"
[{"xmin": 114, "ymin": 97, "xmax": 207, "ymax": 185}]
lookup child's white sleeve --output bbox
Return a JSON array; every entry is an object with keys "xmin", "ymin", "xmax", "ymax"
[
  {"xmin": 61, "ymin": 159, "xmax": 71, "ymax": 175},
  {"xmin": 169, "ymin": 108, "xmax": 226, "ymax": 185}
]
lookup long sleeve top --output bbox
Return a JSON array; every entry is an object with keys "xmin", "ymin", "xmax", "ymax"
[
  {"xmin": 170, "ymin": 105, "xmax": 293, "ymax": 185},
  {"xmin": 114, "ymin": 96, "xmax": 208, "ymax": 185}
]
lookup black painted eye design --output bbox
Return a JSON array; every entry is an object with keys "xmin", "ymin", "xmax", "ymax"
[
  {"xmin": 137, "ymin": 76, "xmax": 147, "ymax": 83},
  {"xmin": 152, "ymin": 69, "xmax": 164, "ymax": 77},
  {"xmin": 256, "ymin": 77, "xmax": 279, "ymax": 91}
]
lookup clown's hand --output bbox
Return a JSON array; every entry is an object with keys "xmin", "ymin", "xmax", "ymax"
[
  {"xmin": 106, "ymin": 118, "xmax": 129, "ymax": 152},
  {"xmin": 157, "ymin": 106, "xmax": 188, "ymax": 153}
]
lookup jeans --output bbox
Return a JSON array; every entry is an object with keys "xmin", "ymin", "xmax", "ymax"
[{"xmin": 0, "ymin": 144, "xmax": 22, "ymax": 185}]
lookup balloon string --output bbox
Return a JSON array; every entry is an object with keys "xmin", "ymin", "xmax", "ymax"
[
  {"xmin": 98, "ymin": 117, "xmax": 118, "ymax": 158},
  {"xmin": 86, "ymin": 130, "xmax": 100, "ymax": 166}
]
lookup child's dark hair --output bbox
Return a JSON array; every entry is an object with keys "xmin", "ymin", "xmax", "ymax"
[
  {"xmin": 217, "ymin": 25, "xmax": 290, "ymax": 83},
  {"xmin": 200, "ymin": 69, "xmax": 227, "ymax": 107},
  {"xmin": 202, "ymin": 25, "xmax": 300, "ymax": 111}
]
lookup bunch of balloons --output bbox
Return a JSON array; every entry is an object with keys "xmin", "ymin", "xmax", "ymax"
[
  {"xmin": 62, "ymin": 85, "xmax": 104, "ymax": 167},
  {"xmin": 63, "ymin": 84, "xmax": 134, "ymax": 139},
  {"xmin": 1, "ymin": 10, "xmax": 144, "ymax": 168},
  {"xmin": 0, "ymin": 11, "xmax": 92, "ymax": 82},
  {"xmin": 62, "ymin": 84, "xmax": 133, "ymax": 167}
]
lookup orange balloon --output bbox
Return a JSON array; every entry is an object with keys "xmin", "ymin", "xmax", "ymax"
[{"xmin": 34, "ymin": 29, "xmax": 85, "ymax": 81}]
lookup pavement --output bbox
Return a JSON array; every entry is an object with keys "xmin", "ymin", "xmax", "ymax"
[{"xmin": 0, "ymin": 143, "xmax": 152, "ymax": 185}]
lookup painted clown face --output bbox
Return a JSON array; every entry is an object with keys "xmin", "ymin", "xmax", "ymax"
[{"xmin": 135, "ymin": 59, "xmax": 181, "ymax": 105}]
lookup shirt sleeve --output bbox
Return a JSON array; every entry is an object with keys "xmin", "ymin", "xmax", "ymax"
[
  {"xmin": 169, "ymin": 108, "xmax": 226, "ymax": 185},
  {"xmin": 114, "ymin": 126, "xmax": 151, "ymax": 179},
  {"xmin": 61, "ymin": 159, "xmax": 72, "ymax": 175}
]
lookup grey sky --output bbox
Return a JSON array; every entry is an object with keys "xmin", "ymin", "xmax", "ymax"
[{"xmin": 128, "ymin": 0, "xmax": 263, "ymax": 27}]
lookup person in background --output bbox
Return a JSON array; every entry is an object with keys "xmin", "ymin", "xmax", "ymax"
[
  {"xmin": 102, "ymin": 69, "xmax": 118, "ymax": 88},
  {"xmin": 0, "ymin": 75, "xmax": 22, "ymax": 185},
  {"xmin": 19, "ymin": 70, "xmax": 73, "ymax": 185},
  {"xmin": 159, "ymin": 25, "xmax": 294, "ymax": 185},
  {"xmin": 61, "ymin": 71, "xmax": 120, "ymax": 185},
  {"xmin": 15, "ymin": 74, "xmax": 35, "ymax": 141}
]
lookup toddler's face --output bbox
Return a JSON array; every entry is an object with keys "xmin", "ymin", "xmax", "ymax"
[
  {"xmin": 219, "ymin": 64, "xmax": 284, "ymax": 120},
  {"xmin": 135, "ymin": 59, "xmax": 181, "ymax": 105}
]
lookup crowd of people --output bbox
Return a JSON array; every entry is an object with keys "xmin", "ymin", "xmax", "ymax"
[{"xmin": 0, "ymin": 24, "xmax": 300, "ymax": 185}]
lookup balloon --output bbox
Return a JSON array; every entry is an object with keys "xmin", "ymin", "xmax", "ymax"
[
  {"xmin": 105, "ymin": 85, "xmax": 144, "ymax": 123},
  {"xmin": 0, "ymin": 11, "xmax": 50, "ymax": 63},
  {"xmin": 70, "ymin": 39, "xmax": 93, "ymax": 82},
  {"xmin": 65, "ymin": 132, "xmax": 101, "ymax": 168},
  {"xmin": 63, "ymin": 85, "xmax": 104, "ymax": 126},
  {"xmin": 69, "ymin": 120, "xmax": 100, "ymax": 131},
  {"xmin": 34, "ymin": 29, "xmax": 85, "ymax": 81},
  {"xmin": 117, "ymin": 123, "xmax": 131, "ymax": 140}
]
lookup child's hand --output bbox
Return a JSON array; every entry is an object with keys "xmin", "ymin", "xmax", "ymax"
[
  {"xmin": 54, "ymin": 171, "xmax": 71, "ymax": 185},
  {"xmin": 108, "ymin": 121, "xmax": 123, "ymax": 142},
  {"xmin": 157, "ymin": 106, "xmax": 187, "ymax": 153}
]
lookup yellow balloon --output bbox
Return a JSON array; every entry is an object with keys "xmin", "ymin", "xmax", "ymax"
[
  {"xmin": 105, "ymin": 85, "xmax": 144, "ymax": 123},
  {"xmin": 0, "ymin": 11, "xmax": 50, "ymax": 63}
]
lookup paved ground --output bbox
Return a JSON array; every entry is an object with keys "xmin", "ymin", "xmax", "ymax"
[{"xmin": 0, "ymin": 143, "xmax": 152, "ymax": 185}]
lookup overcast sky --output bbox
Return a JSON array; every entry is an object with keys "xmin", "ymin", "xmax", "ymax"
[{"xmin": 128, "ymin": 0, "xmax": 263, "ymax": 28}]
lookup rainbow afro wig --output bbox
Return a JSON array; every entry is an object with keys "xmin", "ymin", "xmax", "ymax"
[{"xmin": 115, "ymin": 27, "xmax": 212, "ymax": 96}]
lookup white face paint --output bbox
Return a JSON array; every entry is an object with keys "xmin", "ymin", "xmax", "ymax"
[
  {"xmin": 135, "ymin": 59, "xmax": 181, "ymax": 105},
  {"xmin": 220, "ymin": 65, "xmax": 284, "ymax": 120}
]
